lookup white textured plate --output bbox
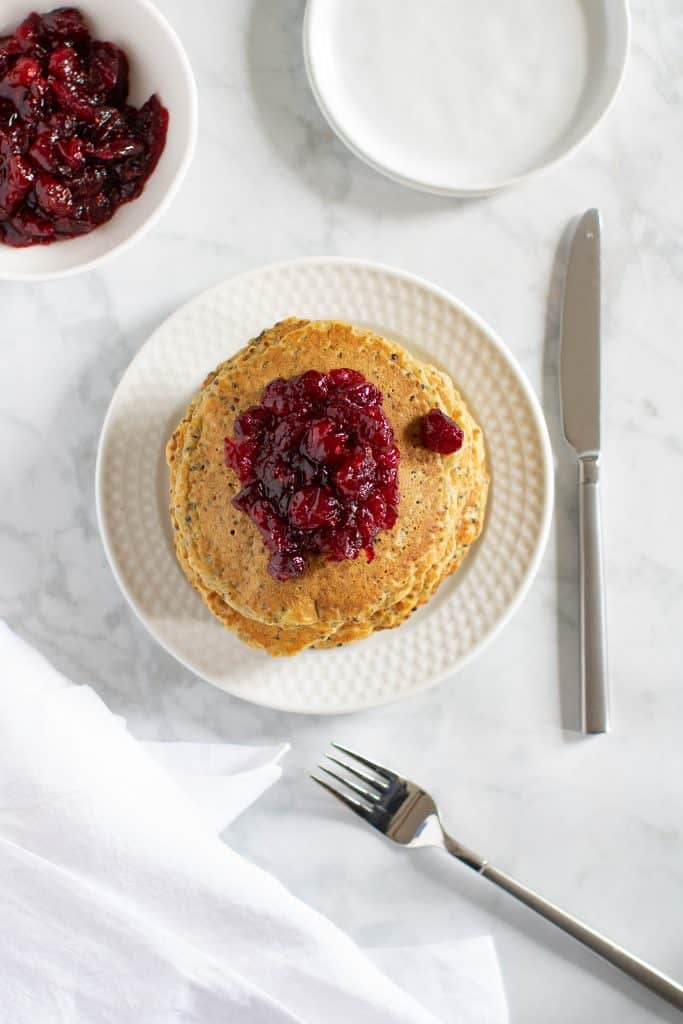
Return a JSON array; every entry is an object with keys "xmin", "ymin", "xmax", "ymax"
[
  {"xmin": 96, "ymin": 260, "xmax": 553, "ymax": 713},
  {"xmin": 304, "ymin": 0, "xmax": 629, "ymax": 196}
]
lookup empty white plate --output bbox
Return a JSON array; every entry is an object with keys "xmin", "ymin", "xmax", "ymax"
[{"xmin": 304, "ymin": 0, "xmax": 629, "ymax": 195}]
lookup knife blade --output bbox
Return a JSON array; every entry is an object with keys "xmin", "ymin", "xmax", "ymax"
[
  {"xmin": 560, "ymin": 209, "xmax": 609, "ymax": 734},
  {"xmin": 560, "ymin": 208, "xmax": 601, "ymax": 457}
]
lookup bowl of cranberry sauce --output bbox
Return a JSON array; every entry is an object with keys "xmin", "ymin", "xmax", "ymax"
[{"xmin": 0, "ymin": 0, "xmax": 196, "ymax": 279}]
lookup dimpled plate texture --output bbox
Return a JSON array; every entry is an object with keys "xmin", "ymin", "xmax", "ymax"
[{"xmin": 96, "ymin": 259, "xmax": 553, "ymax": 713}]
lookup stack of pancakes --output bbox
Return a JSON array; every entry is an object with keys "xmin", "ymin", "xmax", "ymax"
[{"xmin": 166, "ymin": 319, "xmax": 488, "ymax": 656}]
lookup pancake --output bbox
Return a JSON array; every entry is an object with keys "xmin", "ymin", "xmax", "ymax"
[
  {"xmin": 166, "ymin": 318, "xmax": 488, "ymax": 656},
  {"xmin": 170, "ymin": 321, "xmax": 462, "ymax": 628}
]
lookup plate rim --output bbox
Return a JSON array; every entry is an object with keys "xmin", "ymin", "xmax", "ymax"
[
  {"xmin": 303, "ymin": 0, "xmax": 630, "ymax": 197},
  {"xmin": 95, "ymin": 256, "xmax": 555, "ymax": 713}
]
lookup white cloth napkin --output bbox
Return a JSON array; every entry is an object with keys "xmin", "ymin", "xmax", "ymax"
[{"xmin": 0, "ymin": 623, "xmax": 508, "ymax": 1024}]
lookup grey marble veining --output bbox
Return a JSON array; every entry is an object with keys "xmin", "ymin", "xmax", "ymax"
[{"xmin": 1, "ymin": 1, "xmax": 682, "ymax": 1021}]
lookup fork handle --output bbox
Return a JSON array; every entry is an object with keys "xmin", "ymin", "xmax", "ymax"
[{"xmin": 479, "ymin": 861, "xmax": 683, "ymax": 1010}]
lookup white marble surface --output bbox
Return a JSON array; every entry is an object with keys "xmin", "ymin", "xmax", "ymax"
[{"xmin": 1, "ymin": 1, "xmax": 681, "ymax": 1020}]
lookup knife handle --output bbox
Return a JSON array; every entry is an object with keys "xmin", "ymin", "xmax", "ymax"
[{"xmin": 579, "ymin": 456, "xmax": 609, "ymax": 733}]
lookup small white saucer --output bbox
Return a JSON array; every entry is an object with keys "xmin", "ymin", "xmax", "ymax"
[{"xmin": 304, "ymin": 0, "xmax": 629, "ymax": 196}]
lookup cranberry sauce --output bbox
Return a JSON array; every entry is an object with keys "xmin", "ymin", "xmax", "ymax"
[
  {"xmin": 0, "ymin": 8, "xmax": 168, "ymax": 247},
  {"xmin": 420, "ymin": 408, "xmax": 464, "ymax": 454},
  {"xmin": 224, "ymin": 369, "xmax": 401, "ymax": 581}
]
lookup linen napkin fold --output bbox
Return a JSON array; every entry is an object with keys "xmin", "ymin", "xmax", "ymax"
[{"xmin": 0, "ymin": 623, "xmax": 507, "ymax": 1023}]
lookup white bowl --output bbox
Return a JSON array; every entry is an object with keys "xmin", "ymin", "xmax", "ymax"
[
  {"xmin": 0, "ymin": 0, "xmax": 197, "ymax": 280},
  {"xmin": 304, "ymin": 0, "xmax": 630, "ymax": 197}
]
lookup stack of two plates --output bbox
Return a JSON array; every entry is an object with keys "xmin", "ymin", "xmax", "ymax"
[{"xmin": 304, "ymin": 0, "xmax": 629, "ymax": 195}]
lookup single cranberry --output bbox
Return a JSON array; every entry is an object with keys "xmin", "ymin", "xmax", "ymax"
[
  {"xmin": 10, "ymin": 205, "xmax": 53, "ymax": 239},
  {"xmin": 92, "ymin": 105, "xmax": 126, "ymax": 140},
  {"xmin": 231, "ymin": 480, "xmax": 260, "ymax": 515},
  {"xmin": 327, "ymin": 525, "xmax": 362, "ymax": 562},
  {"xmin": 224, "ymin": 437, "xmax": 258, "ymax": 482},
  {"xmin": 234, "ymin": 406, "xmax": 273, "ymax": 440},
  {"xmin": 224, "ymin": 368, "xmax": 400, "ymax": 579},
  {"xmin": 47, "ymin": 77, "xmax": 97, "ymax": 123},
  {"xmin": 328, "ymin": 368, "xmax": 365, "ymax": 387},
  {"xmin": 244, "ymin": 498, "xmax": 288, "ymax": 553},
  {"xmin": 421, "ymin": 409, "xmax": 464, "ymax": 454},
  {"xmin": 48, "ymin": 44, "xmax": 81, "ymax": 81},
  {"xmin": 365, "ymin": 490, "xmax": 387, "ymax": 524},
  {"xmin": 13, "ymin": 14, "xmax": 44, "ymax": 53},
  {"xmin": 272, "ymin": 416, "xmax": 306, "ymax": 454},
  {"xmin": 68, "ymin": 164, "xmax": 107, "ymax": 198},
  {"xmin": 301, "ymin": 418, "xmax": 348, "ymax": 464},
  {"xmin": 356, "ymin": 505, "xmax": 378, "ymax": 547},
  {"xmin": 87, "ymin": 41, "xmax": 128, "ymax": 103},
  {"xmin": 377, "ymin": 444, "xmax": 400, "ymax": 470},
  {"xmin": 355, "ymin": 405, "xmax": 393, "ymax": 448},
  {"xmin": 35, "ymin": 172, "xmax": 72, "ymax": 216},
  {"xmin": 76, "ymin": 188, "xmax": 110, "ymax": 224},
  {"xmin": 28, "ymin": 132, "xmax": 57, "ymax": 172},
  {"xmin": 0, "ymin": 153, "xmax": 34, "ymax": 212},
  {"xmin": 289, "ymin": 486, "xmax": 339, "ymax": 529},
  {"xmin": 383, "ymin": 504, "xmax": 399, "ymax": 529},
  {"xmin": 293, "ymin": 369, "xmax": 329, "ymax": 404},
  {"xmin": 261, "ymin": 377, "xmax": 300, "ymax": 416},
  {"xmin": 334, "ymin": 445, "xmax": 376, "ymax": 501},
  {"xmin": 41, "ymin": 8, "xmax": 90, "ymax": 42},
  {"xmin": 6, "ymin": 55, "xmax": 41, "ymax": 87},
  {"xmin": 268, "ymin": 552, "xmax": 306, "ymax": 581},
  {"xmin": 342, "ymin": 380, "xmax": 381, "ymax": 407},
  {"xmin": 256, "ymin": 451, "xmax": 297, "ymax": 503},
  {"xmin": 56, "ymin": 136, "xmax": 85, "ymax": 169}
]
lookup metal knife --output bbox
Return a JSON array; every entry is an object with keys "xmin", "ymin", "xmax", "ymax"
[{"xmin": 560, "ymin": 209, "xmax": 609, "ymax": 734}]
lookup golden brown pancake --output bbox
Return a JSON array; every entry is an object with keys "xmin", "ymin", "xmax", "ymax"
[
  {"xmin": 166, "ymin": 318, "xmax": 488, "ymax": 656},
  {"xmin": 171, "ymin": 321, "xmax": 462, "ymax": 626}
]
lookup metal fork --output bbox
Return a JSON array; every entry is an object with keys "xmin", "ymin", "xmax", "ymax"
[{"xmin": 312, "ymin": 744, "xmax": 683, "ymax": 1011}]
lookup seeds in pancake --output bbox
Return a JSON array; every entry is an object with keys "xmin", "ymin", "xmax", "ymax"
[{"xmin": 166, "ymin": 318, "xmax": 488, "ymax": 651}]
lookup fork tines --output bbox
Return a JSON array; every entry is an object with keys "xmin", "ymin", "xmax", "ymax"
[{"xmin": 311, "ymin": 742, "xmax": 395, "ymax": 819}]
